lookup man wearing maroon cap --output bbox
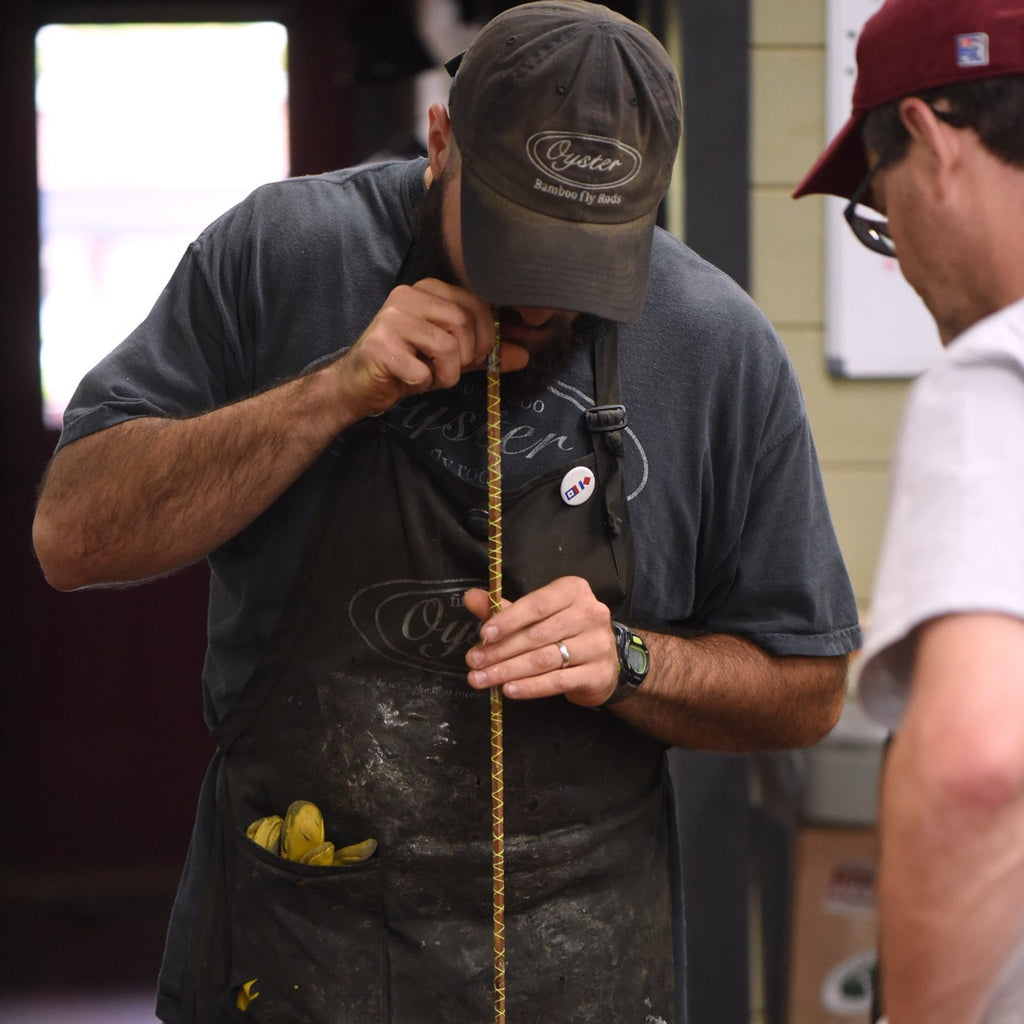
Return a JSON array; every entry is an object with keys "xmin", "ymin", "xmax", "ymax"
[{"xmin": 796, "ymin": 1, "xmax": 1024, "ymax": 1022}]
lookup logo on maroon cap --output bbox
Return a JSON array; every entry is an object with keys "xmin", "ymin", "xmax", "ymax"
[
  {"xmin": 956, "ymin": 32, "xmax": 990, "ymax": 67},
  {"xmin": 526, "ymin": 131, "xmax": 642, "ymax": 191}
]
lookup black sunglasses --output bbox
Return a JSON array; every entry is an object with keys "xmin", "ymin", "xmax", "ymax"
[
  {"xmin": 843, "ymin": 161, "xmax": 894, "ymax": 257},
  {"xmin": 843, "ymin": 105, "xmax": 966, "ymax": 258}
]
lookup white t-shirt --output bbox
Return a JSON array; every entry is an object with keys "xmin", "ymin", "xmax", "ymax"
[
  {"xmin": 858, "ymin": 296, "xmax": 1024, "ymax": 1024},
  {"xmin": 859, "ymin": 296, "xmax": 1024, "ymax": 727}
]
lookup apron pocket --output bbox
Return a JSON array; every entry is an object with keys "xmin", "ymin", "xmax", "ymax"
[{"xmin": 228, "ymin": 827, "xmax": 384, "ymax": 1023}]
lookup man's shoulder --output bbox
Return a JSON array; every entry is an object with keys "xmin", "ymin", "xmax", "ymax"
[
  {"xmin": 190, "ymin": 159, "xmax": 425, "ymax": 263},
  {"xmin": 636, "ymin": 228, "xmax": 782, "ymax": 367},
  {"xmin": 245, "ymin": 158, "xmax": 426, "ymax": 220},
  {"xmin": 951, "ymin": 295, "xmax": 1024, "ymax": 366},
  {"xmin": 910, "ymin": 296, "xmax": 1024, "ymax": 413},
  {"xmin": 623, "ymin": 230, "xmax": 803, "ymax": 439},
  {"xmin": 647, "ymin": 228, "xmax": 771, "ymax": 328}
]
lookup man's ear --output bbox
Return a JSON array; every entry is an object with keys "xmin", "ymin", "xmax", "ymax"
[
  {"xmin": 426, "ymin": 103, "xmax": 454, "ymax": 185},
  {"xmin": 899, "ymin": 96, "xmax": 961, "ymax": 176}
]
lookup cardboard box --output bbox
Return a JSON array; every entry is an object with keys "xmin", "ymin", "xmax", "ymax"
[{"xmin": 788, "ymin": 826, "xmax": 878, "ymax": 1024}]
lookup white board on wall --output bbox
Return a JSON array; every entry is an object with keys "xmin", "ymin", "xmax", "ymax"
[{"xmin": 824, "ymin": 0, "xmax": 942, "ymax": 378}]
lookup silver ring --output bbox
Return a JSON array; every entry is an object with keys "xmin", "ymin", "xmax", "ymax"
[{"xmin": 556, "ymin": 642, "xmax": 570, "ymax": 667}]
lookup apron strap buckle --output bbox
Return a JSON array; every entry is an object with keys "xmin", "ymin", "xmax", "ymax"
[
  {"xmin": 586, "ymin": 404, "xmax": 627, "ymax": 458},
  {"xmin": 585, "ymin": 404, "xmax": 628, "ymax": 433}
]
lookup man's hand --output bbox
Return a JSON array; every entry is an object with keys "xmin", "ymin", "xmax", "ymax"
[
  {"xmin": 330, "ymin": 279, "xmax": 529, "ymax": 421},
  {"xmin": 463, "ymin": 576, "xmax": 619, "ymax": 707},
  {"xmin": 464, "ymin": 577, "xmax": 847, "ymax": 748},
  {"xmin": 32, "ymin": 278, "xmax": 530, "ymax": 591}
]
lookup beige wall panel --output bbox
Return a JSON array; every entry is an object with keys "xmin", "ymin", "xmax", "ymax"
[
  {"xmin": 820, "ymin": 465, "xmax": 892, "ymax": 606},
  {"xmin": 751, "ymin": 187, "xmax": 823, "ymax": 327},
  {"xmin": 749, "ymin": 2, "xmax": 903, "ymax": 615},
  {"xmin": 751, "ymin": 49, "xmax": 826, "ymax": 186},
  {"xmin": 751, "ymin": 0, "xmax": 825, "ymax": 47},
  {"xmin": 780, "ymin": 328, "xmax": 912, "ymax": 463}
]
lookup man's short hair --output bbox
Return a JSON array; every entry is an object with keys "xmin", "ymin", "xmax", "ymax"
[{"xmin": 863, "ymin": 74, "xmax": 1024, "ymax": 170}]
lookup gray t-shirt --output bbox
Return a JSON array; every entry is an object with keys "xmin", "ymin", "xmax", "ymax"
[{"xmin": 60, "ymin": 158, "xmax": 860, "ymax": 728}]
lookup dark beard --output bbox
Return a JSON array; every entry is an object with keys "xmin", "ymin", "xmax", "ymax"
[
  {"xmin": 412, "ymin": 174, "xmax": 608, "ymax": 401},
  {"xmin": 498, "ymin": 310, "xmax": 604, "ymax": 402}
]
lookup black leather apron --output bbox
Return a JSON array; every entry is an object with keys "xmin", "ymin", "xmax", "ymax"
[{"xmin": 186, "ymin": 327, "xmax": 675, "ymax": 1023}]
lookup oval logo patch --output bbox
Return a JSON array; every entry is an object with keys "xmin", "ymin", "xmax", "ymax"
[
  {"xmin": 526, "ymin": 131, "xmax": 642, "ymax": 190},
  {"xmin": 348, "ymin": 578, "xmax": 484, "ymax": 676}
]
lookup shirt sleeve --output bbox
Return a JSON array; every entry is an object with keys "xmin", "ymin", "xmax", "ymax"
[
  {"xmin": 859, "ymin": 338, "xmax": 1024, "ymax": 726},
  {"xmin": 57, "ymin": 199, "xmax": 260, "ymax": 450},
  {"xmin": 701, "ymin": 408, "xmax": 862, "ymax": 657},
  {"xmin": 627, "ymin": 239, "xmax": 862, "ymax": 660}
]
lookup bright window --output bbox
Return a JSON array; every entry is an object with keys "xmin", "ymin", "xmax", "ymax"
[{"xmin": 36, "ymin": 22, "xmax": 289, "ymax": 429}]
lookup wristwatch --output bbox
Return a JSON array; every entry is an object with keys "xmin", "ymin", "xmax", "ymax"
[{"xmin": 604, "ymin": 621, "xmax": 651, "ymax": 705}]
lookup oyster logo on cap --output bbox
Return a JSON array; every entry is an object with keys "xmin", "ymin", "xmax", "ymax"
[{"xmin": 527, "ymin": 131, "xmax": 642, "ymax": 190}]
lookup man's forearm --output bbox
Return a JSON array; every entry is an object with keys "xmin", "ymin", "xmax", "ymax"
[
  {"xmin": 33, "ymin": 362, "xmax": 355, "ymax": 590},
  {"xmin": 613, "ymin": 631, "xmax": 847, "ymax": 750},
  {"xmin": 34, "ymin": 278, "xmax": 528, "ymax": 592},
  {"xmin": 877, "ymin": 614, "xmax": 1024, "ymax": 1024},
  {"xmin": 878, "ymin": 742, "xmax": 1024, "ymax": 1024}
]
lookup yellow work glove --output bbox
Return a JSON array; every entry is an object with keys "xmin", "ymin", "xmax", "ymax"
[
  {"xmin": 245, "ymin": 815, "xmax": 283, "ymax": 855},
  {"xmin": 280, "ymin": 800, "xmax": 325, "ymax": 861},
  {"xmin": 246, "ymin": 800, "xmax": 377, "ymax": 866},
  {"xmin": 236, "ymin": 978, "xmax": 259, "ymax": 1011},
  {"xmin": 334, "ymin": 837, "xmax": 378, "ymax": 865}
]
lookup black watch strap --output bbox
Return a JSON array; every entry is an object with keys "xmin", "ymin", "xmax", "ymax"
[{"xmin": 604, "ymin": 621, "xmax": 650, "ymax": 706}]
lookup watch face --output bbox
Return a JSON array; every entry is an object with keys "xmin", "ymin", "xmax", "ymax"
[
  {"xmin": 625, "ymin": 643, "xmax": 648, "ymax": 675},
  {"xmin": 606, "ymin": 624, "xmax": 648, "ymax": 706}
]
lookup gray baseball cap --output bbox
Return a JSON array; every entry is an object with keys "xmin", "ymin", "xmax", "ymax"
[{"xmin": 448, "ymin": 0, "xmax": 681, "ymax": 323}]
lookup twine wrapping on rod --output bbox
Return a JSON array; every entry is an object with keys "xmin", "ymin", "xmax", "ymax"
[{"xmin": 485, "ymin": 315, "xmax": 506, "ymax": 1022}]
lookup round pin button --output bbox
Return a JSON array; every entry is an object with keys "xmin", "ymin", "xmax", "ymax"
[{"xmin": 560, "ymin": 466, "xmax": 596, "ymax": 507}]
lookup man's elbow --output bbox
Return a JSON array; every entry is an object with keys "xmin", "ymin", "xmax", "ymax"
[
  {"xmin": 32, "ymin": 506, "xmax": 89, "ymax": 591},
  {"xmin": 927, "ymin": 730, "xmax": 1024, "ymax": 822},
  {"xmin": 797, "ymin": 656, "xmax": 848, "ymax": 747}
]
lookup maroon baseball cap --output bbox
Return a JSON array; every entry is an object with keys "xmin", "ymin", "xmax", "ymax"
[
  {"xmin": 448, "ymin": 1, "xmax": 681, "ymax": 323},
  {"xmin": 794, "ymin": 0, "xmax": 1024, "ymax": 200}
]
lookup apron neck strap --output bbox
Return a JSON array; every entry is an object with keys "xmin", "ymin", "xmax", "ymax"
[{"xmin": 586, "ymin": 322, "xmax": 635, "ymax": 613}]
